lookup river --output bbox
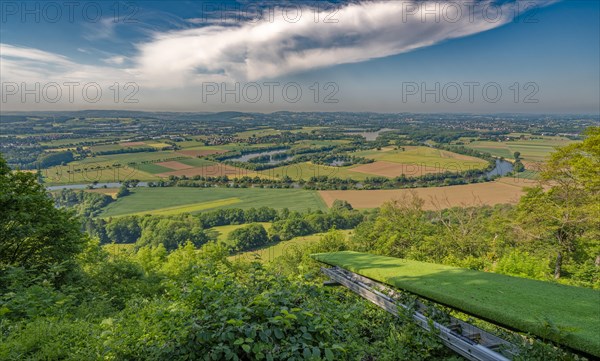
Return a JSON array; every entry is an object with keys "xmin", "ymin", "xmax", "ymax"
[{"xmin": 486, "ymin": 159, "xmax": 514, "ymax": 178}]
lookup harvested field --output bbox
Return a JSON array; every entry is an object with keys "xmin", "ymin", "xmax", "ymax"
[
  {"xmin": 319, "ymin": 178, "xmax": 541, "ymax": 210},
  {"xmin": 156, "ymin": 161, "xmax": 194, "ymax": 170},
  {"xmin": 351, "ymin": 161, "xmax": 442, "ymax": 177},
  {"xmin": 177, "ymin": 149, "xmax": 228, "ymax": 157},
  {"xmin": 156, "ymin": 164, "xmax": 262, "ymax": 178},
  {"xmin": 120, "ymin": 141, "xmax": 146, "ymax": 147}
]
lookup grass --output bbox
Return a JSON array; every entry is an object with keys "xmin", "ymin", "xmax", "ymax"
[
  {"xmin": 123, "ymin": 198, "xmax": 242, "ymax": 217},
  {"xmin": 466, "ymin": 137, "xmax": 573, "ymax": 164},
  {"xmin": 100, "ymin": 187, "xmax": 328, "ymax": 217},
  {"xmin": 311, "ymin": 251, "xmax": 600, "ymax": 357},
  {"xmin": 136, "ymin": 163, "xmax": 173, "ymax": 174},
  {"xmin": 176, "ymin": 158, "xmax": 216, "ymax": 167}
]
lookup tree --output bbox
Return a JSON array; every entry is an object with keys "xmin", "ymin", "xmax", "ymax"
[
  {"xmin": 513, "ymin": 160, "xmax": 525, "ymax": 173},
  {"xmin": 331, "ymin": 199, "xmax": 353, "ymax": 211},
  {"xmin": 516, "ymin": 127, "xmax": 600, "ymax": 279},
  {"xmin": 116, "ymin": 185, "xmax": 130, "ymax": 198},
  {"xmin": 351, "ymin": 192, "xmax": 432, "ymax": 258},
  {"xmin": 105, "ymin": 216, "xmax": 141, "ymax": 244},
  {"xmin": 513, "ymin": 151, "xmax": 521, "ymax": 160},
  {"xmin": 136, "ymin": 216, "xmax": 209, "ymax": 251},
  {"xmin": 0, "ymin": 154, "xmax": 85, "ymax": 268},
  {"xmin": 228, "ymin": 223, "xmax": 269, "ymax": 251}
]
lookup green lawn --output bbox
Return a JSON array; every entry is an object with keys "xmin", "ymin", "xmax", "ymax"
[
  {"xmin": 311, "ymin": 251, "xmax": 600, "ymax": 357},
  {"xmin": 100, "ymin": 187, "xmax": 328, "ymax": 217}
]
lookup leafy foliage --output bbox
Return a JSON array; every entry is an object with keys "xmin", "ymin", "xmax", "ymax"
[{"xmin": 0, "ymin": 154, "xmax": 84, "ymax": 269}]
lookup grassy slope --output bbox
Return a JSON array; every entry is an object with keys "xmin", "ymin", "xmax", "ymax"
[
  {"xmin": 100, "ymin": 187, "xmax": 328, "ymax": 217},
  {"xmin": 311, "ymin": 251, "xmax": 600, "ymax": 357}
]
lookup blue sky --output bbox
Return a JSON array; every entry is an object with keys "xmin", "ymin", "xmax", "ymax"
[{"xmin": 0, "ymin": 0, "xmax": 598, "ymax": 113}]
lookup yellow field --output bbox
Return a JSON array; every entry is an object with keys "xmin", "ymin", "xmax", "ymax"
[
  {"xmin": 354, "ymin": 146, "xmax": 488, "ymax": 172},
  {"xmin": 319, "ymin": 177, "xmax": 541, "ymax": 210}
]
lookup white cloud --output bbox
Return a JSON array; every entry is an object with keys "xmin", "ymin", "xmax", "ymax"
[
  {"xmin": 103, "ymin": 55, "xmax": 127, "ymax": 65},
  {"xmin": 1, "ymin": 1, "xmax": 559, "ymax": 90},
  {"xmin": 133, "ymin": 0, "xmax": 558, "ymax": 87}
]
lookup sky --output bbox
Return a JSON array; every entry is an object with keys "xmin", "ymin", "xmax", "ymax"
[{"xmin": 0, "ymin": 0, "xmax": 598, "ymax": 113}]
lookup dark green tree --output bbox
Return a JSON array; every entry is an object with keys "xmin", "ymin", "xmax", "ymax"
[
  {"xmin": 228, "ymin": 223, "xmax": 269, "ymax": 251},
  {"xmin": 0, "ymin": 154, "xmax": 84, "ymax": 268},
  {"xmin": 116, "ymin": 185, "xmax": 131, "ymax": 198}
]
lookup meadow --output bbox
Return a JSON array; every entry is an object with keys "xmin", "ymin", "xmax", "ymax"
[
  {"xmin": 100, "ymin": 187, "xmax": 328, "ymax": 217},
  {"xmin": 466, "ymin": 136, "xmax": 573, "ymax": 164},
  {"xmin": 311, "ymin": 251, "xmax": 600, "ymax": 357}
]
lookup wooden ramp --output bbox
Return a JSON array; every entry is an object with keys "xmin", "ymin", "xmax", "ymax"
[{"xmin": 322, "ymin": 266, "xmax": 518, "ymax": 361}]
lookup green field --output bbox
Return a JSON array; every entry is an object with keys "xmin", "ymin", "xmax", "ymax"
[
  {"xmin": 100, "ymin": 187, "xmax": 328, "ymax": 217},
  {"xmin": 177, "ymin": 158, "xmax": 216, "ymax": 167},
  {"xmin": 136, "ymin": 163, "xmax": 173, "ymax": 174},
  {"xmin": 124, "ymin": 198, "xmax": 242, "ymax": 217},
  {"xmin": 466, "ymin": 137, "xmax": 573, "ymax": 164},
  {"xmin": 311, "ymin": 251, "xmax": 600, "ymax": 357},
  {"xmin": 354, "ymin": 146, "xmax": 488, "ymax": 170}
]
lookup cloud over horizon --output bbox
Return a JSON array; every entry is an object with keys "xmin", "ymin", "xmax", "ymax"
[{"xmin": 1, "ymin": 0, "xmax": 558, "ymax": 89}]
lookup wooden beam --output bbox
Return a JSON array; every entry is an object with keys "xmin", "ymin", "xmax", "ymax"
[{"xmin": 321, "ymin": 267, "xmax": 518, "ymax": 361}]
